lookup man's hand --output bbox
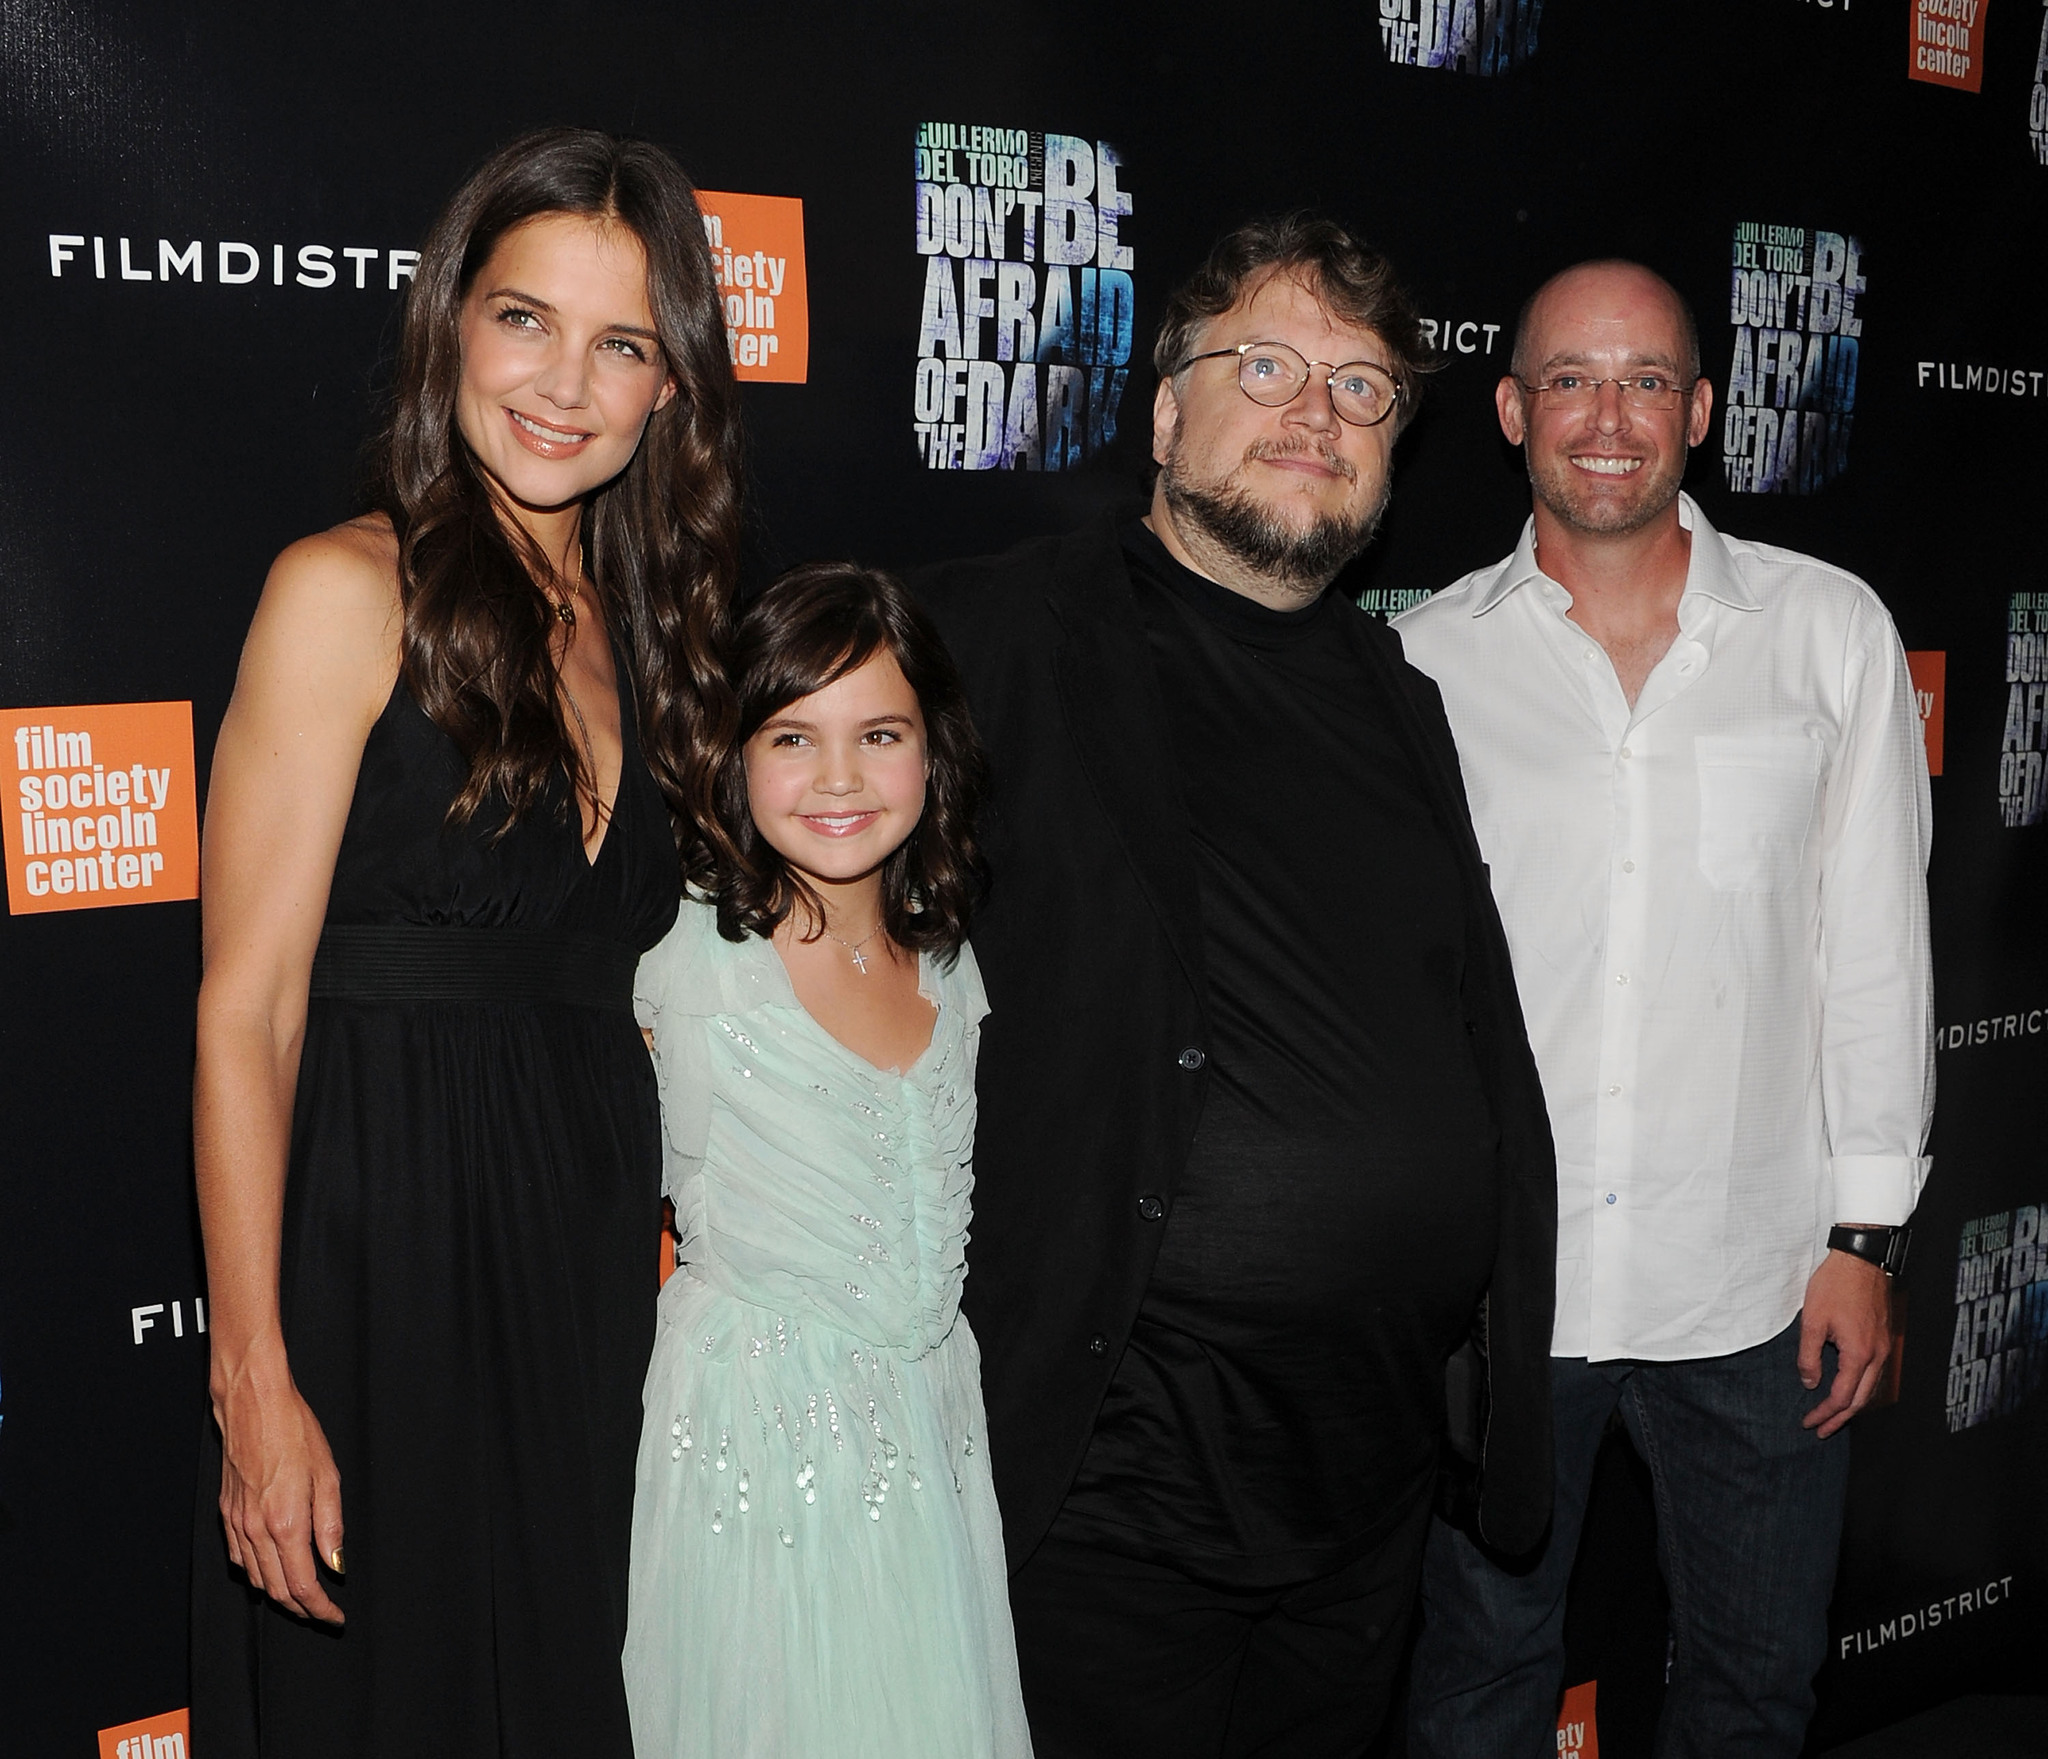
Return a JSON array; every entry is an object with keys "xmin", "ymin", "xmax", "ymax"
[{"xmin": 1798, "ymin": 1249, "xmax": 1893, "ymax": 1438}]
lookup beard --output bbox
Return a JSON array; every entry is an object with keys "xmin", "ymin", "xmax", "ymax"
[
  {"xmin": 1160, "ymin": 431, "xmax": 1388, "ymax": 601},
  {"xmin": 1525, "ymin": 442, "xmax": 1687, "ymax": 538}
]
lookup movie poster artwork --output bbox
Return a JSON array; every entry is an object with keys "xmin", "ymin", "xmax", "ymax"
[
  {"xmin": 1722, "ymin": 222, "xmax": 1865, "ymax": 495},
  {"xmin": 911, "ymin": 125, "xmax": 1134, "ymax": 472},
  {"xmin": 2000, "ymin": 592, "xmax": 2048, "ymax": 827},
  {"xmin": 2032, "ymin": 3, "xmax": 2048, "ymax": 165},
  {"xmin": 1947, "ymin": 1203, "xmax": 2048, "ymax": 1431},
  {"xmin": 1375, "ymin": 0, "xmax": 1543, "ymax": 72}
]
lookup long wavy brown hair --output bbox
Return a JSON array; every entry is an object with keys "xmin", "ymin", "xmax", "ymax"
[
  {"xmin": 700, "ymin": 564, "xmax": 990, "ymax": 965},
  {"xmin": 372, "ymin": 127, "xmax": 741, "ymax": 844}
]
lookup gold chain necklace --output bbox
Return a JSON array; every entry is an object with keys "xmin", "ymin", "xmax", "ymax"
[{"xmin": 550, "ymin": 548, "xmax": 583, "ymax": 626}]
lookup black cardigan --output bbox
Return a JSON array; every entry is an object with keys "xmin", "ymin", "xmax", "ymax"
[{"xmin": 914, "ymin": 515, "xmax": 1558, "ymax": 1565}]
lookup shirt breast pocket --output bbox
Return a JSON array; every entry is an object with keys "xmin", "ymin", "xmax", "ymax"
[{"xmin": 1694, "ymin": 733, "xmax": 1822, "ymax": 893}]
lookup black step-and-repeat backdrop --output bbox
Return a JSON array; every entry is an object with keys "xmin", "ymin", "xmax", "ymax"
[{"xmin": 3, "ymin": 2, "xmax": 2043, "ymax": 1753}]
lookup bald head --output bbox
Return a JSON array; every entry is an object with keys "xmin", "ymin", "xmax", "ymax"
[{"xmin": 1511, "ymin": 260, "xmax": 1700, "ymax": 385}]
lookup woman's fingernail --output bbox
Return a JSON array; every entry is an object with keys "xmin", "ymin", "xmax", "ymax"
[{"xmin": 329, "ymin": 1547, "xmax": 345, "ymax": 1573}]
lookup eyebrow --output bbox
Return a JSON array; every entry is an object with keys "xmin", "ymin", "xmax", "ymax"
[
  {"xmin": 484, "ymin": 285, "xmax": 661, "ymax": 343},
  {"xmin": 1535, "ymin": 348, "xmax": 1682, "ymax": 372},
  {"xmin": 759, "ymin": 712, "xmax": 917, "ymax": 732},
  {"xmin": 1239, "ymin": 335, "xmax": 1390, "ymax": 366}
]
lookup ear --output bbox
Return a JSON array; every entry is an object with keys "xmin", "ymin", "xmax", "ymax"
[
  {"xmin": 653, "ymin": 374, "xmax": 679, "ymax": 414},
  {"xmin": 1685, "ymin": 377, "xmax": 1715, "ymax": 448},
  {"xmin": 1495, "ymin": 376, "xmax": 1526, "ymax": 446},
  {"xmin": 1151, "ymin": 375, "xmax": 1181, "ymax": 468}
]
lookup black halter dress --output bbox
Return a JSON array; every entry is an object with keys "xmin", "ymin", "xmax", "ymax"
[{"xmin": 192, "ymin": 658, "xmax": 681, "ymax": 1758}]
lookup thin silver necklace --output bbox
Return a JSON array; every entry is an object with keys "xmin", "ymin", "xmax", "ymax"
[{"xmin": 824, "ymin": 920, "xmax": 885, "ymax": 974}]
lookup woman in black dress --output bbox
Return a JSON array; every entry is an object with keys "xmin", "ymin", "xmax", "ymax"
[{"xmin": 191, "ymin": 129, "xmax": 739, "ymax": 1756}]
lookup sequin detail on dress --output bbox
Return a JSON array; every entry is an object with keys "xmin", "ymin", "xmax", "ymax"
[{"xmin": 622, "ymin": 902, "xmax": 1028, "ymax": 1758}]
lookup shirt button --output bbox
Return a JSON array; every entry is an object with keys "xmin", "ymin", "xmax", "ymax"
[
  {"xmin": 1616, "ymin": 972, "xmax": 1630, "ymax": 985},
  {"xmin": 1608, "ymin": 1084, "xmax": 1622, "ymax": 1097},
  {"xmin": 1606, "ymin": 1192, "xmax": 1618, "ymax": 1205},
  {"xmin": 1137, "ymin": 1195, "xmax": 1166, "ymax": 1221},
  {"xmin": 1622, "ymin": 859, "xmax": 1636, "ymax": 873},
  {"xmin": 1177, "ymin": 1047, "xmax": 1206, "ymax": 1071},
  {"xmin": 1088, "ymin": 1333, "xmax": 1110, "ymax": 1356},
  {"xmin": 1619, "ymin": 745, "xmax": 1633, "ymax": 760}
]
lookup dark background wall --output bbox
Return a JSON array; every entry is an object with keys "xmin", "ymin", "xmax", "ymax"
[{"xmin": 2, "ymin": 2, "xmax": 2043, "ymax": 1752}]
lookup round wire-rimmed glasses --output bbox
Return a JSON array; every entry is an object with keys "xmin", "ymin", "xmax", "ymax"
[
  {"xmin": 1513, "ymin": 372, "xmax": 1698, "ymax": 410},
  {"xmin": 1177, "ymin": 340, "xmax": 1404, "ymax": 428}
]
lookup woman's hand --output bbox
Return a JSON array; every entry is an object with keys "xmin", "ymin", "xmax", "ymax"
[
  {"xmin": 193, "ymin": 519, "xmax": 399, "ymax": 1630},
  {"xmin": 213, "ymin": 1339, "xmax": 346, "ymax": 1623}
]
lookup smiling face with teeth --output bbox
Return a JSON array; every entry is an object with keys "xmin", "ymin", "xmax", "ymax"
[
  {"xmin": 741, "ymin": 650, "xmax": 930, "ymax": 920},
  {"xmin": 455, "ymin": 211, "xmax": 676, "ymax": 545},
  {"xmin": 1498, "ymin": 262, "xmax": 1713, "ymax": 542}
]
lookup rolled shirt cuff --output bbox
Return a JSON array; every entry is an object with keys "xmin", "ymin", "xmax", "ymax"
[{"xmin": 1831, "ymin": 1153, "xmax": 1931, "ymax": 1227}]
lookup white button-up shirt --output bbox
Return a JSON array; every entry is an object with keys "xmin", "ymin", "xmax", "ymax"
[{"xmin": 1395, "ymin": 495, "xmax": 1933, "ymax": 1362}]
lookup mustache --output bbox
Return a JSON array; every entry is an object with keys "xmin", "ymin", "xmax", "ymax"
[{"xmin": 1242, "ymin": 436, "xmax": 1357, "ymax": 483}]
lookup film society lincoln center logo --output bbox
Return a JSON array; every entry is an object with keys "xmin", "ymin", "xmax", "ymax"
[
  {"xmin": 911, "ymin": 123, "xmax": 1134, "ymax": 471},
  {"xmin": 696, "ymin": 190, "xmax": 808, "ymax": 383},
  {"xmin": 3, "ymin": 701, "xmax": 198, "ymax": 915},
  {"xmin": 98, "ymin": 1708, "xmax": 188, "ymax": 1759}
]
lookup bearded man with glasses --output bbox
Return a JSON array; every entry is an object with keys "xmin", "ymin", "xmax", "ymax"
[
  {"xmin": 912, "ymin": 215, "xmax": 1559, "ymax": 1756},
  {"xmin": 1396, "ymin": 260, "xmax": 1933, "ymax": 1757}
]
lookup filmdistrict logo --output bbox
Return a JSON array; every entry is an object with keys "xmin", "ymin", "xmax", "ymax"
[
  {"xmin": 49, "ymin": 235, "xmax": 417, "ymax": 289},
  {"xmin": 1837, "ymin": 1576, "xmax": 2016, "ymax": 1660},
  {"xmin": 1916, "ymin": 361, "xmax": 2046, "ymax": 398}
]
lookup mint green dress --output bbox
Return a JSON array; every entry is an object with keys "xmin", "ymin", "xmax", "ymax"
[{"xmin": 624, "ymin": 899, "xmax": 1032, "ymax": 1759}]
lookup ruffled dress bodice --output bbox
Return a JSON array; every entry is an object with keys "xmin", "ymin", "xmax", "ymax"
[{"xmin": 633, "ymin": 898, "xmax": 987, "ymax": 1353}]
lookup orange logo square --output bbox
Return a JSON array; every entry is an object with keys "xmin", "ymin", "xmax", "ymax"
[
  {"xmin": 1908, "ymin": 0, "xmax": 1986, "ymax": 91},
  {"xmin": 4, "ymin": 701, "xmax": 199, "ymax": 914},
  {"xmin": 98, "ymin": 1707, "xmax": 189, "ymax": 1758},
  {"xmin": 696, "ymin": 191, "xmax": 808, "ymax": 383},
  {"xmin": 1907, "ymin": 651, "xmax": 1946, "ymax": 777},
  {"xmin": 1556, "ymin": 1678, "xmax": 1599, "ymax": 1756}
]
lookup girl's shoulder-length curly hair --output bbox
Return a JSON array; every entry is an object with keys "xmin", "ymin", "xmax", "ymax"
[{"xmin": 698, "ymin": 562, "xmax": 990, "ymax": 963}]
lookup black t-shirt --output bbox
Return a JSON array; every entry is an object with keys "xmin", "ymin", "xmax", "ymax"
[{"xmin": 1056, "ymin": 521, "xmax": 1500, "ymax": 1586}]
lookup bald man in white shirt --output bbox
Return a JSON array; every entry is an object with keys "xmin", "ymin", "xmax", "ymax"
[{"xmin": 1394, "ymin": 260, "xmax": 1933, "ymax": 1759}]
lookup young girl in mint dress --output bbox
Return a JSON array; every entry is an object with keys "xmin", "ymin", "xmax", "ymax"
[{"xmin": 625, "ymin": 563, "xmax": 1031, "ymax": 1758}]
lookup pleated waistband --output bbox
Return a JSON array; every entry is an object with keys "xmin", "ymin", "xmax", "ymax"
[{"xmin": 309, "ymin": 924, "xmax": 638, "ymax": 1012}]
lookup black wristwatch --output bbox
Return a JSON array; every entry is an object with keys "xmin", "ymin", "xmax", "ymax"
[{"xmin": 1828, "ymin": 1223, "xmax": 1912, "ymax": 1277}]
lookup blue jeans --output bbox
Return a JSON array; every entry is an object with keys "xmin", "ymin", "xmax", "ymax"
[{"xmin": 1408, "ymin": 1318, "xmax": 1851, "ymax": 1759}]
